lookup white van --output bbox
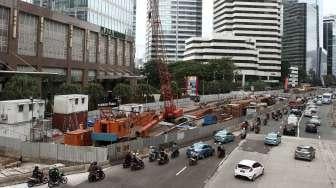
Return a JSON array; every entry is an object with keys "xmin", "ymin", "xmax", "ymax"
[{"xmin": 322, "ymin": 93, "xmax": 332, "ymax": 104}]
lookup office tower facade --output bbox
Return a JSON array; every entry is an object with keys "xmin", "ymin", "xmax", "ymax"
[
  {"xmin": 282, "ymin": 0, "xmax": 325, "ymax": 81},
  {"xmin": 30, "ymin": 0, "xmax": 136, "ymax": 38},
  {"xmin": 146, "ymin": 0, "xmax": 202, "ymax": 63},
  {"xmin": 324, "ymin": 16, "xmax": 336, "ymax": 77},
  {"xmin": 213, "ymin": 0, "xmax": 282, "ymax": 83}
]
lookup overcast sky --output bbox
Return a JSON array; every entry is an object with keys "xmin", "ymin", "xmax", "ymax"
[{"xmin": 135, "ymin": 0, "xmax": 336, "ymax": 59}]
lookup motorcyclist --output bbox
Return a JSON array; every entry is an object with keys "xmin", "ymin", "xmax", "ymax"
[
  {"xmin": 124, "ymin": 152, "xmax": 132, "ymax": 165},
  {"xmin": 48, "ymin": 166, "xmax": 60, "ymax": 183},
  {"xmin": 171, "ymin": 143, "xmax": 179, "ymax": 158},
  {"xmin": 217, "ymin": 144, "xmax": 225, "ymax": 158},
  {"xmin": 241, "ymin": 128, "xmax": 247, "ymax": 139},
  {"xmin": 32, "ymin": 166, "xmax": 43, "ymax": 182},
  {"xmin": 88, "ymin": 161, "xmax": 100, "ymax": 173}
]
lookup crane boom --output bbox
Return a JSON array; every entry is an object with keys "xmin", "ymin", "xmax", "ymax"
[{"xmin": 147, "ymin": 0, "xmax": 183, "ymax": 120}]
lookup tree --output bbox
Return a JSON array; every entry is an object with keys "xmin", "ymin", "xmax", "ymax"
[
  {"xmin": 112, "ymin": 83, "xmax": 133, "ymax": 103},
  {"xmin": 141, "ymin": 61, "xmax": 160, "ymax": 89},
  {"xmin": 323, "ymin": 75, "xmax": 336, "ymax": 87},
  {"xmin": 1, "ymin": 75, "xmax": 40, "ymax": 100},
  {"xmin": 281, "ymin": 60, "xmax": 290, "ymax": 82},
  {"xmin": 83, "ymin": 83, "xmax": 105, "ymax": 111},
  {"xmin": 56, "ymin": 83, "xmax": 81, "ymax": 95}
]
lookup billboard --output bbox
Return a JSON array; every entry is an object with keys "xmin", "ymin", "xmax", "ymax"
[{"xmin": 186, "ymin": 76, "xmax": 198, "ymax": 96}]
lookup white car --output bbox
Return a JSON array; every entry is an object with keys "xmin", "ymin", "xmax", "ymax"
[
  {"xmin": 304, "ymin": 110, "xmax": 313, "ymax": 117},
  {"xmin": 307, "ymin": 106, "xmax": 318, "ymax": 113},
  {"xmin": 316, "ymin": 100, "xmax": 322, "ymax": 106},
  {"xmin": 309, "ymin": 116, "xmax": 321, "ymax": 126},
  {"xmin": 234, "ymin": 160, "xmax": 264, "ymax": 181}
]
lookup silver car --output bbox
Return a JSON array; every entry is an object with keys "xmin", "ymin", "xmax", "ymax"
[{"xmin": 295, "ymin": 145, "xmax": 316, "ymax": 161}]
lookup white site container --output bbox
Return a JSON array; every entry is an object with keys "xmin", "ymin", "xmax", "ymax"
[
  {"xmin": 53, "ymin": 94, "xmax": 88, "ymax": 114},
  {"xmin": 0, "ymin": 99, "xmax": 45, "ymax": 124},
  {"xmin": 117, "ymin": 104, "xmax": 144, "ymax": 116}
]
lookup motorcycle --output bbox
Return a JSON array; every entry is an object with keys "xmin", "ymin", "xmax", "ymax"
[
  {"xmin": 130, "ymin": 159, "xmax": 145, "ymax": 171},
  {"xmin": 171, "ymin": 149, "xmax": 179, "ymax": 159},
  {"xmin": 27, "ymin": 176, "xmax": 48, "ymax": 187},
  {"xmin": 263, "ymin": 118, "xmax": 268, "ymax": 126},
  {"xmin": 148, "ymin": 146, "xmax": 159, "ymax": 162},
  {"xmin": 254, "ymin": 126, "xmax": 260, "ymax": 134},
  {"xmin": 188, "ymin": 156, "xmax": 198, "ymax": 166},
  {"xmin": 48, "ymin": 172, "xmax": 68, "ymax": 188},
  {"xmin": 88, "ymin": 169, "xmax": 105, "ymax": 182},
  {"xmin": 217, "ymin": 147, "xmax": 225, "ymax": 158},
  {"xmin": 158, "ymin": 153, "xmax": 169, "ymax": 165},
  {"xmin": 240, "ymin": 129, "xmax": 247, "ymax": 139}
]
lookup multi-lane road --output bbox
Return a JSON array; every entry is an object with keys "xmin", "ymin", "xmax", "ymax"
[{"xmin": 7, "ymin": 98, "xmax": 336, "ymax": 188}]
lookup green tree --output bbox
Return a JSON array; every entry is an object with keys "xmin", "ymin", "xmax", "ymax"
[
  {"xmin": 83, "ymin": 83, "xmax": 105, "ymax": 110},
  {"xmin": 281, "ymin": 60, "xmax": 290, "ymax": 82},
  {"xmin": 141, "ymin": 61, "xmax": 160, "ymax": 89},
  {"xmin": 112, "ymin": 83, "xmax": 133, "ymax": 103},
  {"xmin": 56, "ymin": 83, "xmax": 81, "ymax": 95},
  {"xmin": 1, "ymin": 75, "xmax": 40, "ymax": 100},
  {"xmin": 323, "ymin": 75, "xmax": 336, "ymax": 87}
]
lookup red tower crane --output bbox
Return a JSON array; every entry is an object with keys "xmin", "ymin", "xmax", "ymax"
[{"xmin": 147, "ymin": 0, "xmax": 183, "ymax": 121}]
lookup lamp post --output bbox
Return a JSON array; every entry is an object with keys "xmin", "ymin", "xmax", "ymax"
[{"xmin": 30, "ymin": 96, "xmax": 34, "ymax": 127}]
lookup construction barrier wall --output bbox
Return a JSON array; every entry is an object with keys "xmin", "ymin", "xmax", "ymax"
[{"xmin": 0, "ymin": 137, "xmax": 108, "ymax": 163}]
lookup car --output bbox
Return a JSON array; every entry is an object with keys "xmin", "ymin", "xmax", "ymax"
[
  {"xmin": 290, "ymin": 108, "xmax": 302, "ymax": 117},
  {"xmin": 264, "ymin": 132, "xmax": 281, "ymax": 145},
  {"xmin": 307, "ymin": 106, "xmax": 318, "ymax": 113},
  {"xmin": 213, "ymin": 129, "xmax": 235, "ymax": 144},
  {"xmin": 186, "ymin": 142, "xmax": 215, "ymax": 159},
  {"xmin": 316, "ymin": 100, "xmax": 323, "ymax": 106},
  {"xmin": 309, "ymin": 116, "xmax": 321, "ymax": 126},
  {"xmin": 234, "ymin": 160, "xmax": 264, "ymax": 181},
  {"xmin": 305, "ymin": 123, "xmax": 318, "ymax": 133},
  {"xmin": 304, "ymin": 109, "xmax": 313, "ymax": 117},
  {"xmin": 295, "ymin": 145, "xmax": 316, "ymax": 161},
  {"xmin": 283, "ymin": 124, "xmax": 297, "ymax": 136},
  {"xmin": 288, "ymin": 114, "xmax": 298, "ymax": 125}
]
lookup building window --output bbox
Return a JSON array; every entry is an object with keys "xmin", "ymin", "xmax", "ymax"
[
  {"xmin": 29, "ymin": 104, "xmax": 33, "ymax": 111},
  {"xmin": 108, "ymin": 38, "xmax": 116, "ymax": 65},
  {"xmin": 75, "ymin": 98, "xmax": 79, "ymax": 105},
  {"xmin": 82, "ymin": 97, "xmax": 85, "ymax": 104},
  {"xmin": 18, "ymin": 105, "xmax": 24, "ymax": 112},
  {"xmin": 18, "ymin": 12, "xmax": 38, "ymax": 56},
  {"xmin": 99, "ymin": 36, "xmax": 107, "ymax": 64},
  {"xmin": 88, "ymin": 70, "xmax": 96, "ymax": 81},
  {"xmin": 43, "ymin": 19, "xmax": 68, "ymax": 59},
  {"xmin": 71, "ymin": 69, "xmax": 83, "ymax": 82},
  {"xmin": 0, "ymin": 6, "xmax": 9, "ymax": 53},
  {"xmin": 88, "ymin": 31, "xmax": 97, "ymax": 63},
  {"xmin": 72, "ymin": 27, "xmax": 84, "ymax": 62}
]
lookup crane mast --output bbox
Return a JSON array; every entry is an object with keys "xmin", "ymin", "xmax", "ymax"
[{"xmin": 147, "ymin": 0, "xmax": 183, "ymax": 120}]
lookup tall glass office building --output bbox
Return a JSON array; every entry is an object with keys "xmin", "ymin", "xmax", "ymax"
[
  {"xmin": 324, "ymin": 16, "xmax": 336, "ymax": 77},
  {"xmin": 146, "ymin": 0, "xmax": 202, "ymax": 63},
  {"xmin": 30, "ymin": 0, "xmax": 136, "ymax": 37},
  {"xmin": 282, "ymin": 0, "xmax": 323, "ymax": 78}
]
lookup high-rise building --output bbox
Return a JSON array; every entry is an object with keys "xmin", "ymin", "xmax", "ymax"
[
  {"xmin": 282, "ymin": 0, "xmax": 325, "ymax": 81},
  {"xmin": 29, "ymin": 0, "xmax": 136, "ymax": 38},
  {"xmin": 146, "ymin": 0, "xmax": 202, "ymax": 63},
  {"xmin": 323, "ymin": 15, "xmax": 336, "ymax": 77},
  {"xmin": 213, "ymin": 0, "xmax": 282, "ymax": 84},
  {"xmin": 184, "ymin": 34, "xmax": 260, "ymax": 86}
]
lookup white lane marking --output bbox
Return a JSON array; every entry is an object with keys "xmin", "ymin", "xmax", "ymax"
[
  {"xmin": 297, "ymin": 114, "xmax": 303, "ymax": 138},
  {"xmin": 176, "ymin": 166, "xmax": 187, "ymax": 176}
]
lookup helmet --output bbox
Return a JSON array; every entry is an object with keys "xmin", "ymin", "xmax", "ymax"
[
  {"xmin": 92, "ymin": 161, "xmax": 97, "ymax": 165},
  {"xmin": 34, "ymin": 166, "xmax": 39, "ymax": 170}
]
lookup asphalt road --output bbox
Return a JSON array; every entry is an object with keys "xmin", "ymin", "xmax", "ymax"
[
  {"xmin": 205, "ymin": 134, "xmax": 336, "ymax": 188},
  {"xmin": 299, "ymin": 103, "xmax": 336, "ymax": 140},
  {"xmin": 8, "ymin": 136, "xmax": 239, "ymax": 188}
]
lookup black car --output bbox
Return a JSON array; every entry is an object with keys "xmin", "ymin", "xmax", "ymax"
[
  {"xmin": 305, "ymin": 123, "xmax": 318, "ymax": 133},
  {"xmin": 283, "ymin": 125, "xmax": 297, "ymax": 136},
  {"xmin": 290, "ymin": 109, "xmax": 302, "ymax": 117},
  {"xmin": 295, "ymin": 145, "xmax": 316, "ymax": 161}
]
